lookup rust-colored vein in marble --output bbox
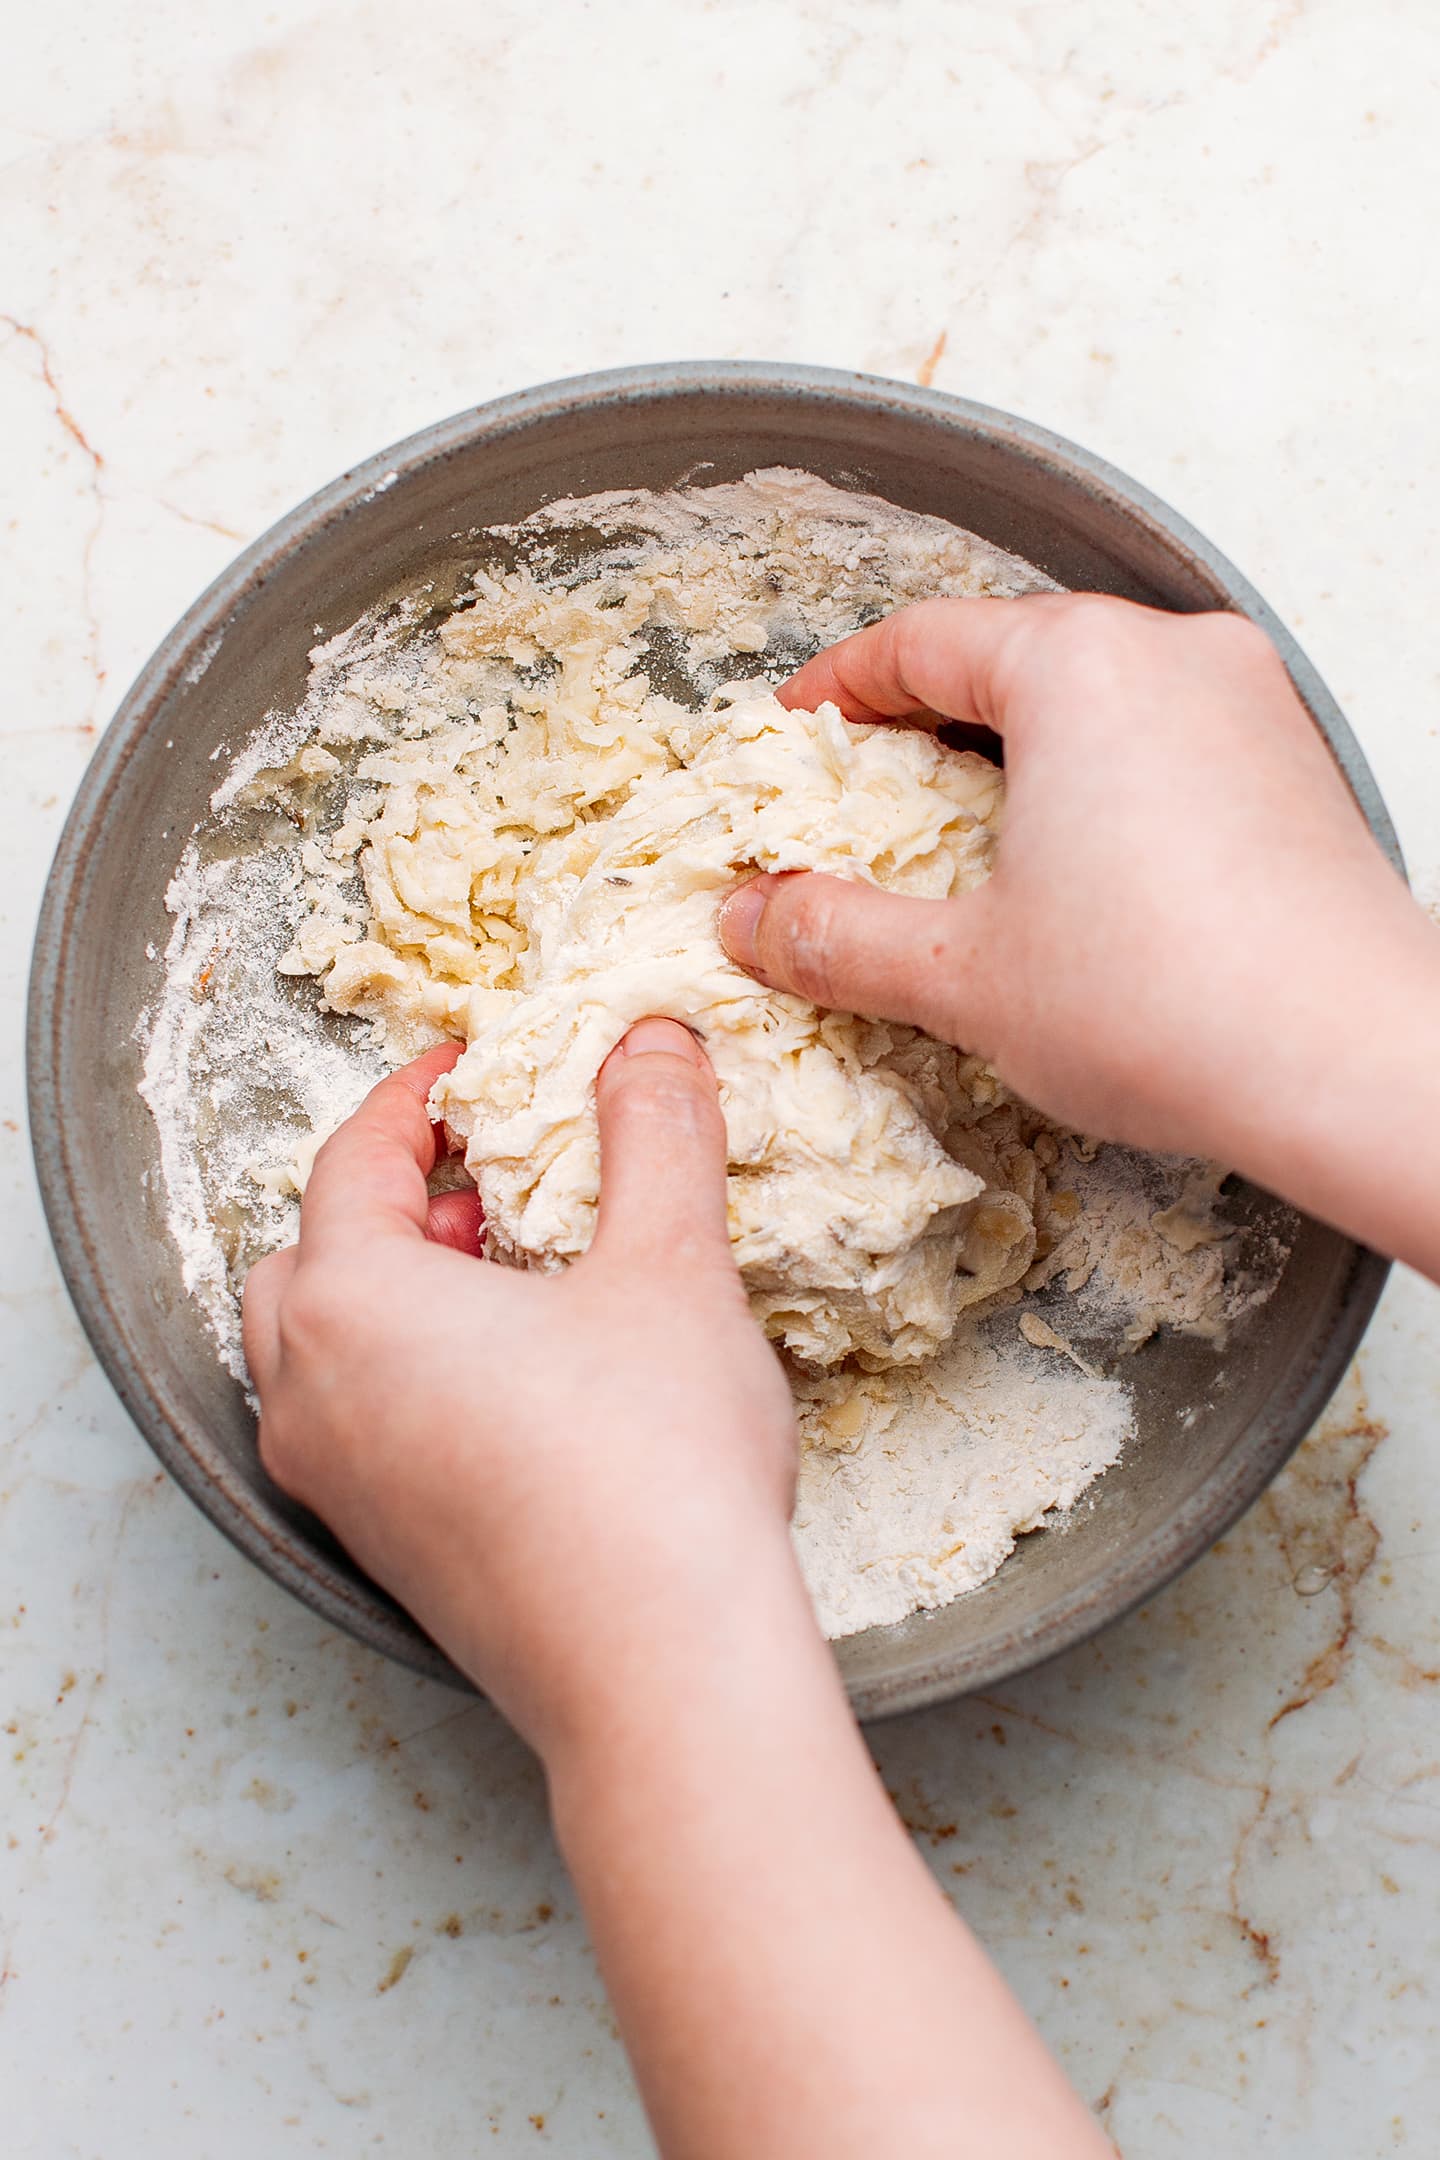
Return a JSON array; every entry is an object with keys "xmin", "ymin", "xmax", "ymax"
[
  {"xmin": 0, "ymin": 315, "xmax": 103, "ymax": 471},
  {"xmin": 1364, "ymin": 1634, "xmax": 1440, "ymax": 1689},
  {"xmin": 0, "ymin": 313, "xmax": 107, "ymax": 718},
  {"xmin": 916, "ymin": 330, "xmax": 947, "ymax": 386},
  {"xmin": 972, "ymin": 1686, "xmax": 1268, "ymax": 1800},
  {"xmin": 1265, "ymin": 1386, "xmax": 1387, "ymax": 1733},
  {"xmin": 156, "ymin": 496, "xmax": 245, "ymax": 542},
  {"xmin": 1249, "ymin": 0, "xmax": 1308, "ymax": 77},
  {"xmin": 1226, "ymin": 1783, "xmax": 1282, "ymax": 1985},
  {"xmin": 940, "ymin": 75, "xmax": 1192, "ymax": 336}
]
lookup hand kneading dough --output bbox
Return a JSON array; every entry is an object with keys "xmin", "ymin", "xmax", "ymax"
[{"xmin": 428, "ymin": 694, "xmax": 1035, "ymax": 1368}]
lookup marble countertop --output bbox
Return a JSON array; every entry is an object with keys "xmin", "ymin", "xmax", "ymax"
[{"xmin": 5, "ymin": 5, "xmax": 1440, "ymax": 2152}]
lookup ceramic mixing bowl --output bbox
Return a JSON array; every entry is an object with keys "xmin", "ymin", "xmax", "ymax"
[{"xmin": 28, "ymin": 362, "xmax": 1395, "ymax": 1717}]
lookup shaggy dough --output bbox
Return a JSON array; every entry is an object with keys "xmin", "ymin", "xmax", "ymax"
[
  {"xmin": 276, "ymin": 473, "xmax": 1060, "ymax": 1370},
  {"xmin": 431, "ymin": 693, "xmax": 1034, "ymax": 1367}
]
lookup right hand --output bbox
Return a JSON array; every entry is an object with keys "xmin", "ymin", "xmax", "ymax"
[{"xmin": 719, "ymin": 594, "xmax": 1425, "ymax": 1182}]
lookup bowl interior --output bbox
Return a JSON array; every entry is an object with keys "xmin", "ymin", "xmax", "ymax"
[{"xmin": 32, "ymin": 370, "xmax": 1388, "ymax": 1715}]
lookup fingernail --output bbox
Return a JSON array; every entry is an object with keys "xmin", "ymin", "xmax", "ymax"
[
  {"xmin": 718, "ymin": 876, "xmax": 773, "ymax": 970},
  {"xmin": 620, "ymin": 1016, "xmax": 702, "ymax": 1061}
]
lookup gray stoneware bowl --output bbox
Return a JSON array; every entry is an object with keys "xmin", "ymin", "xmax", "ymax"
[{"xmin": 29, "ymin": 362, "xmax": 1396, "ymax": 1718}]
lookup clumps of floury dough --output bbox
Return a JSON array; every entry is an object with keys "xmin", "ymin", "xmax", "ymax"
[
  {"xmin": 140, "ymin": 467, "xmax": 1289, "ymax": 1640},
  {"xmin": 276, "ymin": 474, "xmax": 1061, "ymax": 1371},
  {"xmin": 288, "ymin": 681, "xmax": 1046, "ymax": 1369},
  {"xmin": 427, "ymin": 695, "xmax": 1036, "ymax": 1369}
]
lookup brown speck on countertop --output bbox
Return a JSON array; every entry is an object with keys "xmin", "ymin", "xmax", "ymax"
[
  {"xmin": 885, "ymin": 1776, "xmax": 958, "ymax": 1845},
  {"xmin": 377, "ymin": 1945, "xmax": 415, "ymax": 1994},
  {"xmin": 223, "ymin": 1864, "xmax": 282, "ymax": 1904}
]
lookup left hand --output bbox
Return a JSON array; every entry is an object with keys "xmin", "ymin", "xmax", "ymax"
[
  {"xmin": 244, "ymin": 1031, "xmax": 1115, "ymax": 2160},
  {"xmin": 242, "ymin": 1017, "xmax": 799, "ymax": 1759}
]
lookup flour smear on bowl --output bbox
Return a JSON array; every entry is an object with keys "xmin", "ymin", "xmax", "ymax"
[{"xmin": 140, "ymin": 470, "xmax": 1285, "ymax": 1638}]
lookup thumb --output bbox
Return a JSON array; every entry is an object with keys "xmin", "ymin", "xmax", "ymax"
[
  {"xmin": 718, "ymin": 872, "xmax": 991, "ymax": 1044},
  {"xmin": 589, "ymin": 1017, "xmax": 734, "ymax": 1272}
]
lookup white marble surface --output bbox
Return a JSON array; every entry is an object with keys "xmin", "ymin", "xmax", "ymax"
[{"xmin": 5, "ymin": 4, "xmax": 1440, "ymax": 2151}]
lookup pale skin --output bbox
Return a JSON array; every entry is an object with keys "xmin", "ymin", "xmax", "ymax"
[{"xmin": 244, "ymin": 592, "xmax": 1440, "ymax": 2157}]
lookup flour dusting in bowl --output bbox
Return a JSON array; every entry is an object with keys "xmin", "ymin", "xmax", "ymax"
[{"xmin": 140, "ymin": 469, "xmax": 1286, "ymax": 1637}]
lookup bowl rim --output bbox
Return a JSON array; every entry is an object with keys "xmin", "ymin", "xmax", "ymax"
[{"xmin": 27, "ymin": 358, "xmax": 1396, "ymax": 1718}]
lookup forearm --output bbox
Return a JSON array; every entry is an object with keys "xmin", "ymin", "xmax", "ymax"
[
  {"xmin": 546, "ymin": 1532, "xmax": 1111, "ymax": 2160},
  {"xmin": 1208, "ymin": 879, "xmax": 1440, "ymax": 1282}
]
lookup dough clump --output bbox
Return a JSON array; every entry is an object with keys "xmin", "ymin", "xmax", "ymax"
[
  {"xmin": 432, "ymin": 692, "xmax": 1033, "ymax": 1367},
  {"xmin": 276, "ymin": 474, "xmax": 1057, "ymax": 1370}
]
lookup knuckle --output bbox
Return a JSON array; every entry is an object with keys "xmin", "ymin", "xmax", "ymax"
[
  {"xmin": 1047, "ymin": 592, "xmax": 1132, "ymax": 656},
  {"xmin": 1056, "ymin": 591, "xmax": 1123, "ymax": 625},
  {"xmin": 374, "ymin": 1069, "xmax": 433, "ymax": 1133},
  {"xmin": 891, "ymin": 592, "xmax": 958, "ymax": 659},
  {"xmin": 1038, "ymin": 596, "xmax": 1283, "ymax": 690},
  {"xmin": 1016, "ymin": 594, "xmax": 1137, "ymax": 689},
  {"xmin": 1191, "ymin": 608, "xmax": 1279, "ymax": 670},
  {"xmin": 275, "ymin": 1269, "xmax": 354, "ymax": 1363}
]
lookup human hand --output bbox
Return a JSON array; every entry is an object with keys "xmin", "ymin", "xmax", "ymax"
[
  {"xmin": 241, "ymin": 1017, "xmax": 798, "ymax": 1758},
  {"xmin": 719, "ymin": 595, "xmax": 1434, "ymax": 1213},
  {"xmin": 243, "ymin": 997, "xmax": 1117, "ymax": 2160}
]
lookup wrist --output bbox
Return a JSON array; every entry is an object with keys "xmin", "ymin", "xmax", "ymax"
[
  {"xmin": 460, "ymin": 1509, "xmax": 820, "ymax": 1778},
  {"xmin": 542, "ymin": 1520, "xmax": 837, "ymax": 1818}
]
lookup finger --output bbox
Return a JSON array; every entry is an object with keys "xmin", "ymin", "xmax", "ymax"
[
  {"xmin": 242, "ymin": 1244, "xmax": 299, "ymax": 1394},
  {"xmin": 426, "ymin": 1186, "xmax": 485, "ymax": 1255},
  {"xmin": 719, "ymin": 871, "xmax": 992, "ymax": 1043},
  {"xmin": 300, "ymin": 1041, "xmax": 463, "ymax": 1257},
  {"xmin": 589, "ymin": 1017, "xmax": 733, "ymax": 1272},
  {"xmin": 777, "ymin": 593, "xmax": 1050, "ymax": 727}
]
